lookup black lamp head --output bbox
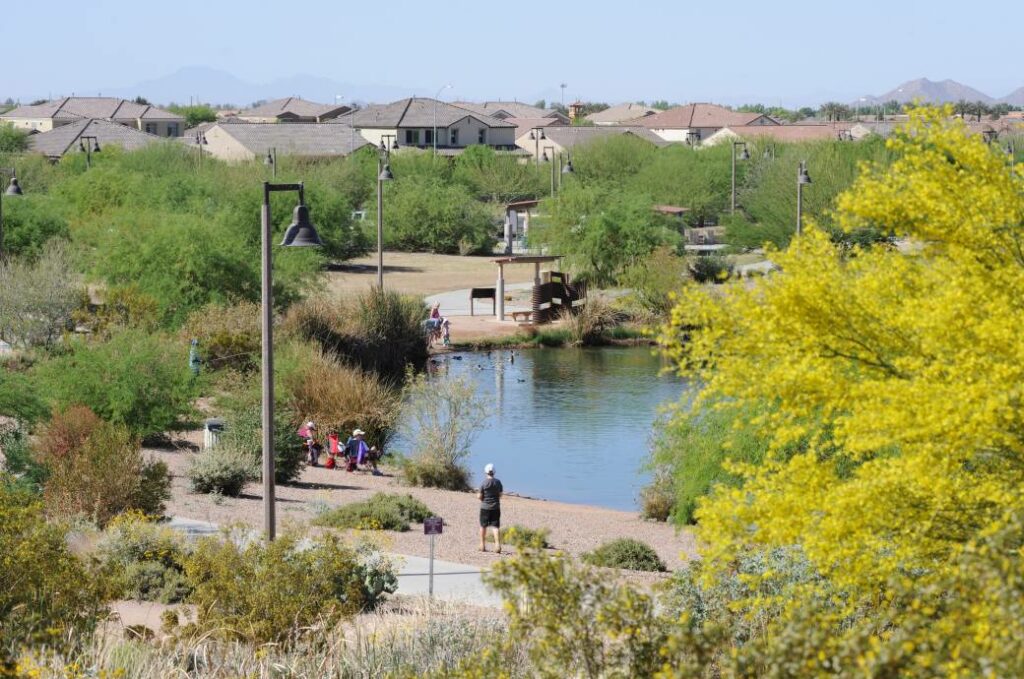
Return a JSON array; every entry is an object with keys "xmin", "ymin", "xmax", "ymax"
[
  {"xmin": 280, "ymin": 204, "xmax": 323, "ymax": 247},
  {"xmin": 379, "ymin": 164, "xmax": 394, "ymax": 181},
  {"xmin": 5, "ymin": 177, "xmax": 23, "ymax": 196}
]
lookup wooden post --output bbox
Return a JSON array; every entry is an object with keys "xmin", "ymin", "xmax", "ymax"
[{"xmin": 496, "ymin": 263, "xmax": 505, "ymax": 321}]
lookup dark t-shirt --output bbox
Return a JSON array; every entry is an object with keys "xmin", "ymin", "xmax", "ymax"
[{"xmin": 480, "ymin": 477, "xmax": 503, "ymax": 509}]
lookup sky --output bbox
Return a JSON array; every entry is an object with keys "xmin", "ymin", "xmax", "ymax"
[{"xmin": 3, "ymin": 0, "xmax": 1022, "ymax": 107}]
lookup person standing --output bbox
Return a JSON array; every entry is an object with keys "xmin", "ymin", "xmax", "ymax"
[{"xmin": 478, "ymin": 463, "xmax": 503, "ymax": 553}]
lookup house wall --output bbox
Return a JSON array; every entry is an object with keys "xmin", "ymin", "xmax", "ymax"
[
  {"xmin": 129, "ymin": 119, "xmax": 183, "ymax": 137},
  {"xmin": 360, "ymin": 122, "xmax": 515, "ymax": 149},
  {"xmin": 2, "ymin": 117, "xmax": 57, "ymax": 132},
  {"xmin": 201, "ymin": 126, "xmax": 256, "ymax": 162}
]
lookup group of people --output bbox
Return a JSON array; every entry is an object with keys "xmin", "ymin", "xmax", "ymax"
[
  {"xmin": 423, "ymin": 302, "xmax": 451, "ymax": 347},
  {"xmin": 297, "ymin": 421, "xmax": 382, "ymax": 476}
]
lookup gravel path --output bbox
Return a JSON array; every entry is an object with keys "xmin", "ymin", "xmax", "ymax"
[{"xmin": 152, "ymin": 444, "xmax": 697, "ymax": 575}]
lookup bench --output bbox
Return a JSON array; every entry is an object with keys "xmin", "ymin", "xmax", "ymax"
[{"xmin": 469, "ymin": 287, "xmax": 496, "ymax": 316}]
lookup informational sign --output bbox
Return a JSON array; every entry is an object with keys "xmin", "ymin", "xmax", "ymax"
[{"xmin": 424, "ymin": 517, "xmax": 443, "ymax": 535}]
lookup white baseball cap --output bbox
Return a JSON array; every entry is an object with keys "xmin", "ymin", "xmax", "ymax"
[
  {"xmin": 353, "ymin": 429, "xmax": 365, "ymax": 436},
  {"xmin": 484, "ymin": 463, "xmax": 495, "ymax": 475}
]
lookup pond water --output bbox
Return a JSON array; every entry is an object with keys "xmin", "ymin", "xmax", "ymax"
[{"xmin": 415, "ymin": 347, "xmax": 686, "ymax": 511}]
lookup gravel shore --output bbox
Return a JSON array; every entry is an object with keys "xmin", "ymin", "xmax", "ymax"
[{"xmin": 152, "ymin": 443, "xmax": 697, "ymax": 573}]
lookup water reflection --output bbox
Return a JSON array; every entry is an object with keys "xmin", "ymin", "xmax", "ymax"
[{"xmin": 415, "ymin": 347, "xmax": 685, "ymax": 510}]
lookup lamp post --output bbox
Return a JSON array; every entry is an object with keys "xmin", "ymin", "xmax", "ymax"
[
  {"xmin": 796, "ymin": 161, "xmax": 811, "ymax": 237},
  {"xmin": 194, "ymin": 131, "xmax": 207, "ymax": 170},
  {"xmin": 0, "ymin": 168, "xmax": 24, "ymax": 261},
  {"xmin": 560, "ymin": 83, "xmax": 567, "ymax": 107},
  {"xmin": 79, "ymin": 135, "xmax": 100, "ymax": 169},
  {"xmin": 260, "ymin": 182, "xmax": 323, "ymax": 541},
  {"xmin": 542, "ymin": 145, "xmax": 557, "ymax": 197},
  {"xmin": 557, "ymin": 153, "xmax": 575, "ymax": 192},
  {"xmin": 376, "ymin": 138, "xmax": 397, "ymax": 287},
  {"xmin": 432, "ymin": 83, "xmax": 453, "ymax": 154},
  {"xmin": 264, "ymin": 147, "xmax": 277, "ymax": 179},
  {"xmin": 529, "ymin": 127, "xmax": 546, "ymax": 165},
  {"xmin": 730, "ymin": 141, "xmax": 749, "ymax": 214}
]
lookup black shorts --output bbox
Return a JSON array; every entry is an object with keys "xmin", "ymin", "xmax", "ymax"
[{"xmin": 480, "ymin": 508, "xmax": 501, "ymax": 528}]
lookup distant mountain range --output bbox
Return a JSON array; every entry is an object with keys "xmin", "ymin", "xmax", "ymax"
[{"xmin": 856, "ymin": 78, "xmax": 1024, "ymax": 107}]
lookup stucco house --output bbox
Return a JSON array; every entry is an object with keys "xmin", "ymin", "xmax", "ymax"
[
  {"xmin": 630, "ymin": 103, "xmax": 778, "ymax": 144},
  {"xmin": 585, "ymin": 103, "xmax": 658, "ymax": 126},
  {"xmin": 28, "ymin": 118, "xmax": 164, "ymax": 159},
  {"xmin": 516, "ymin": 125, "xmax": 668, "ymax": 161},
  {"xmin": 234, "ymin": 97, "xmax": 351, "ymax": 123},
  {"xmin": 189, "ymin": 122, "xmax": 370, "ymax": 162},
  {"xmin": 1, "ymin": 97, "xmax": 185, "ymax": 136},
  {"xmin": 702, "ymin": 123, "xmax": 858, "ymax": 146},
  {"xmin": 339, "ymin": 98, "xmax": 518, "ymax": 151},
  {"xmin": 454, "ymin": 101, "xmax": 569, "ymax": 124}
]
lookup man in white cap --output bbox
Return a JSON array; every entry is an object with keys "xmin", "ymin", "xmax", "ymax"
[{"xmin": 478, "ymin": 463, "xmax": 503, "ymax": 553}]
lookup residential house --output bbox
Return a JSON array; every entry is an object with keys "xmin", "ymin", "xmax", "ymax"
[
  {"xmin": 505, "ymin": 116, "xmax": 568, "ymax": 141},
  {"xmin": 585, "ymin": 103, "xmax": 657, "ymax": 126},
  {"xmin": 516, "ymin": 125, "xmax": 668, "ymax": 161},
  {"xmin": 454, "ymin": 101, "xmax": 569, "ymax": 123},
  {"xmin": 189, "ymin": 122, "xmax": 370, "ymax": 162},
  {"xmin": 1, "ymin": 97, "xmax": 185, "ymax": 136},
  {"xmin": 234, "ymin": 97, "xmax": 351, "ymax": 123},
  {"xmin": 702, "ymin": 123, "xmax": 857, "ymax": 146},
  {"xmin": 28, "ymin": 118, "xmax": 164, "ymax": 159},
  {"xmin": 630, "ymin": 103, "xmax": 778, "ymax": 143},
  {"xmin": 339, "ymin": 98, "xmax": 518, "ymax": 151}
]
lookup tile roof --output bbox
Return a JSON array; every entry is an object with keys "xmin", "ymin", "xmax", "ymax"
[
  {"xmin": 453, "ymin": 101, "xmax": 562, "ymax": 120},
  {"xmin": 714, "ymin": 123, "xmax": 855, "ymax": 143},
  {"xmin": 211, "ymin": 122, "xmax": 371, "ymax": 157},
  {"xmin": 237, "ymin": 97, "xmax": 350, "ymax": 120},
  {"xmin": 505, "ymin": 117, "xmax": 567, "ymax": 139},
  {"xmin": 631, "ymin": 103, "xmax": 772, "ymax": 129},
  {"xmin": 1, "ymin": 97, "xmax": 183, "ymax": 122},
  {"xmin": 519, "ymin": 125, "xmax": 669, "ymax": 150},
  {"xmin": 340, "ymin": 98, "xmax": 514, "ymax": 129},
  {"xmin": 585, "ymin": 103, "xmax": 658, "ymax": 124},
  {"xmin": 28, "ymin": 118, "xmax": 164, "ymax": 158}
]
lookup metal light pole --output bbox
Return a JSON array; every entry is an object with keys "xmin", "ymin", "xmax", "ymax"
[
  {"xmin": 0, "ymin": 168, "xmax": 24, "ymax": 261},
  {"xmin": 731, "ymin": 141, "xmax": 749, "ymax": 214},
  {"xmin": 542, "ymin": 145, "xmax": 556, "ymax": 197},
  {"xmin": 529, "ymin": 127, "xmax": 546, "ymax": 165},
  {"xmin": 560, "ymin": 83, "xmax": 567, "ymax": 108},
  {"xmin": 376, "ymin": 139, "xmax": 396, "ymax": 288},
  {"xmin": 432, "ymin": 83, "xmax": 453, "ymax": 154},
  {"xmin": 796, "ymin": 161, "xmax": 811, "ymax": 237},
  {"xmin": 194, "ymin": 132, "xmax": 207, "ymax": 170},
  {"xmin": 560, "ymin": 153, "xmax": 574, "ymax": 191},
  {"xmin": 264, "ymin": 148, "xmax": 277, "ymax": 178},
  {"xmin": 79, "ymin": 135, "xmax": 100, "ymax": 169},
  {"xmin": 260, "ymin": 181, "xmax": 323, "ymax": 541}
]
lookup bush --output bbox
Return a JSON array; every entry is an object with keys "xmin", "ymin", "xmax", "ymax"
[
  {"xmin": 184, "ymin": 530, "xmax": 397, "ymax": 645},
  {"xmin": 399, "ymin": 373, "xmax": 487, "ymax": 491},
  {"xmin": 0, "ymin": 195, "xmax": 70, "ymax": 259},
  {"xmin": 0, "ymin": 480, "xmax": 115, "ymax": 665},
  {"xmin": 501, "ymin": 525, "xmax": 551, "ymax": 549},
  {"xmin": 639, "ymin": 469, "xmax": 675, "ymax": 522},
  {"xmin": 0, "ymin": 422, "xmax": 47, "ymax": 490},
  {"xmin": 32, "ymin": 329, "xmax": 197, "ymax": 438},
  {"xmin": 619, "ymin": 245, "xmax": 689, "ymax": 317},
  {"xmin": 314, "ymin": 493, "xmax": 434, "ymax": 532},
  {"xmin": 36, "ymin": 406, "xmax": 172, "ymax": 526},
  {"xmin": 187, "ymin": 444, "xmax": 255, "ymax": 496},
  {"xmin": 376, "ymin": 175, "xmax": 495, "ymax": 254},
  {"xmin": 0, "ymin": 369, "xmax": 47, "ymax": 424},
  {"xmin": 582, "ymin": 538, "xmax": 666, "ymax": 572},
  {"xmin": 688, "ymin": 254, "xmax": 733, "ymax": 283},
  {"xmin": 181, "ymin": 301, "xmax": 261, "ymax": 372},
  {"xmin": 0, "ymin": 241, "xmax": 81, "ymax": 349},
  {"xmin": 562, "ymin": 298, "xmax": 625, "ymax": 346},
  {"xmin": 98, "ymin": 512, "xmax": 192, "ymax": 604}
]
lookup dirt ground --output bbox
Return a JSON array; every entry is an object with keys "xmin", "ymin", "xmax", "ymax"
[{"xmin": 325, "ymin": 252, "xmax": 535, "ymax": 298}]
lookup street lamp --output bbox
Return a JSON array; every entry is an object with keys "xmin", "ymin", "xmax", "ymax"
[
  {"xmin": 542, "ymin": 145, "xmax": 557, "ymax": 196},
  {"xmin": 194, "ymin": 131, "xmax": 207, "ymax": 170},
  {"xmin": 731, "ymin": 141, "xmax": 749, "ymax": 214},
  {"xmin": 79, "ymin": 135, "xmax": 101, "ymax": 169},
  {"xmin": 0, "ymin": 168, "xmax": 24, "ymax": 260},
  {"xmin": 260, "ymin": 181, "xmax": 322, "ymax": 541},
  {"xmin": 264, "ymin": 147, "xmax": 277, "ymax": 179},
  {"xmin": 529, "ymin": 127, "xmax": 547, "ymax": 165},
  {"xmin": 796, "ymin": 161, "xmax": 812, "ymax": 237},
  {"xmin": 376, "ymin": 139, "xmax": 396, "ymax": 288},
  {"xmin": 432, "ymin": 83, "xmax": 453, "ymax": 154}
]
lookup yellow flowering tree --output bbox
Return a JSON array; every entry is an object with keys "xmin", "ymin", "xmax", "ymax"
[{"xmin": 657, "ymin": 106, "xmax": 1024, "ymax": 658}]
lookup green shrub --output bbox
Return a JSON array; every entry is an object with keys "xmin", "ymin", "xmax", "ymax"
[
  {"xmin": 0, "ymin": 195, "xmax": 70, "ymax": 259},
  {"xmin": 184, "ymin": 530, "xmax": 397, "ymax": 645},
  {"xmin": 0, "ymin": 421, "xmax": 47, "ymax": 491},
  {"xmin": 36, "ymin": 406, "xmax": 171, "ymax": 526},
  {"xmin": 376, "ymin": 175, "xmax": 495, "ymax": 254},
  {"xmin": 639, "ymin": 469, "xmax": 675, "ymax": 522},
  {"xmin": 98, "ymin": 512, "xmax": 192, "ymax": 604},
  {"xmin": 32, "ymin": 329, "xmax": 197, "ymax": 438},
  {"xmin": 582, "ymin": 538, "xmax": 666, "ymax": 572},
  {"xmin": 562, "ymin": 298, "xmax": 625, "ymax": 346},
  {"xmin": 0, "ymin": 479, "xmax": 115, "ymax": 665},
  {"xmin": 0, "ymin": 241, "xmax": 81, "ymax": 350},
  {"xmin": 688, "ymin": 254, "xmax": 733, "ymax": 284},
  {"xmin": 187, "ymin": 444, "xmax": 255, "ymax": 496},
  {"xmin": 215, "ymin": 386, "xmax": 307, "ymax": 485},
  {"xmin": 181, "ymin": 301, "xmax": 261, "ymax": 372},
  {"xmin": 315, "ymin": 493, "xmax": 435, "ymax": 532},
  {"xmin": 501, "ymin": 525, "xmax": 551, "ymax": 549},
  {"xmin": 0, "ymin": 369, "xmax": 47, "ymax": 424}
]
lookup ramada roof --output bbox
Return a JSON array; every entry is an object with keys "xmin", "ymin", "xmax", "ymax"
[
  {"xmin": 28, "ymin": 118, "xmax": 164, "ymax": 158},
  {"xmin": 1, "ymin": 97, "xmax": 183, "ymax": 122},
  {"xmin": 631, "ymin": 103, "xmax": 770, "ymax": 129},
  {"xmin": 341, "ymin": 98, "xmax": 514, "ymax": 129}
]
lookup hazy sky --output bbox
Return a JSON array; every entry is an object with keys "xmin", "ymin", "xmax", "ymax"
[{"xmin": 3, "ymin": 0, "xmax": 1022, "ymax": 106}]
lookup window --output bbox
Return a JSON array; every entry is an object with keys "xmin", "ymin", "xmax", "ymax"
[
  {"xmin": 404, "ymin": 129, "xmax": 420, "ymax": 145},
  {"xmin": 478, "ymin": 128, "xmax": 487, "ymax": 144},
  {"xmin": 450, "ymin": 128, "xmax": 459, "ymax": 146},
  {"xmin": 144, "ymin": 123, "xmax": 157, "ymax": 134},
  {"xmin": 166, "ymin": 124, "xmax": 179, "ymax": 137},
  {"xmin": 424, "ymin": 129, "xmax": 434, "ymax": 145}
]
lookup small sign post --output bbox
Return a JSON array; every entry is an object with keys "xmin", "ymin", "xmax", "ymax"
[{"xmin": 423, "ymin": 516, "xmax": 443, "ymax": 597}]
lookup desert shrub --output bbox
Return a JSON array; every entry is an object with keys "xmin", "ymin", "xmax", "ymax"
[
  {"xmin": 32, "ymin": 329, "xmax": 196, "ymax": 438},
  {"xmin": 688, "ymin": 254, "xmax": 733, "ymax": 283},
  {"xmin": 0, "ymin": 122, "xmax": 28, "ymax": 152},
  {"xmin": 36, "ymin": 407, "xmax": 171, "ymax": 526},
  {"xmin": 181, "ymin": 301, "xmax": 261, "ymax": 372},
  {"xmin": 184, "ymin": 530, "xmax": 397, "ymax": 645},
  {"xmin": 214, "ymin": 400, "xmax": 305, "ymax": 485},
  {"xmin": 619, "ymin": 245, "xmax": 689, "ymax": 317},
  {"xmin": 399, "ymin": 372, "xmax": 487, "ymax": 491},
  {"xmin": 639, "ymin": 468, "xmax": 675, "ymax": 522},
  {"xmin": 0, "ymin": 194, "xmax": 70, "ymax": 259},
  {"xmin": 0, "ymin": 369, "xmax": 47, "ymax": 423},
  {"xmin": 582, "ymin": 538, "xmax": 666, "ymax": 572},
  {"xmin": 561, "ymin": 298, "xmax": 625, "ymax": 346},
  {"xmin": 0, "ymin": 479, "xmax": 115, "ymax": 665},
  {"xmin": 187, "ymin": 444, "xmax": 255, "ymax": 496},
  {"xmin": 377, "ymin": 175, "xmax": 495, "ymax": 254},
  {"xmin": 283, "ymin": 288, "xmax": 428, "ymax": 382},
  {"xmin": 0, "ymin": 241, "xmax": 81, "ymax": 349},
  {"xmin": 0, "ymin": 422, "xmax": 47, "ymax": 491},
  {"xmin": 501, "ymin": 525, "xmax": 551, "ymax": 549},
  {"xmin": 98, "ymin": 512, "xmax": 192, "ymax": 604},
  {"xmin": 314, "ymin": 493, "xmax": 434, "ymax": 532},
  {"xmin": 71, "ymin": 285, "xmax": 161, "ymax": 338}
]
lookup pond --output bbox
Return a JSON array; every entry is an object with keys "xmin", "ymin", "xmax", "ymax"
[{"xmin": 416, "ymin": 347, "xmax": 686, "ymax": 511}]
